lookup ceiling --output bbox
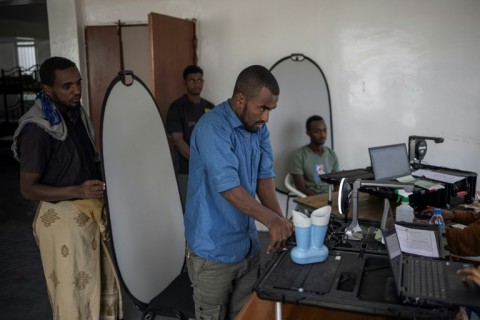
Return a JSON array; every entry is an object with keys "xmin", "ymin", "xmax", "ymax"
[
  {"xmin": 0, "ymin": 0, "xmax": 45, "ymax": 5},
  {"xmin": 0, "ymin": 0, "xmax": 47, "ymax": 25},
  {"xmin": 0, "ymin": 0, "xmax": 48, "ymax": 40}
]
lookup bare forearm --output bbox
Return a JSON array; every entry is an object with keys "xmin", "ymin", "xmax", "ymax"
[
  {"xmin": 171, "ymin": 133, "xmax": 190, "ymax": 159},
  {"xmin": 20, "ymin": 172, "xmax": 105, "ymax": 202},
  {"xmin": 293, "ymin": 183, "xmax": 310, "ymax": 196},
  {"xmin": 292, "ymin": 174, "xmax": 315, "ymax": 196},
  {"xmin": 174, "ymin": 141, "xmax": 190, "ymax": 159},
  {"xmin": 222, "ymin": 184, "xmax": 293, "ymax": 253},
  {"xmin": 221, "ymin": 186, "xmax": 280, "ymax": 227},
  {"xmin": 302, "ymin": 187, "xmax": 316, "ymax": 196},
  {"xmin": 21, "ymin": 184, "xmax": 82, "ymax": 202},
  {"xmin": 256, "ymin": 178, "xmax": 283, "ymax": 217}
]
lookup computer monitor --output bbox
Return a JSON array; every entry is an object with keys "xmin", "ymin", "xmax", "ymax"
[{"xmin": 369, "ymin": 143, "xmax": 411, "ymax": 181}]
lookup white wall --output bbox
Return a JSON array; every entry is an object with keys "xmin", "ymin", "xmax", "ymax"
[
  {"xmin": 48, "ymin": 0, "xmax": 480, "ymax": 190},
  {"xmin": 46, "ymin": 0, "xmax": 88, "ymax": 108}
]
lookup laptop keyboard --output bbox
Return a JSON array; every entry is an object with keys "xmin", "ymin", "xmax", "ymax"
[{"xmin": 408, "ymin": 259, "xmax": 447, "ymax": 299}]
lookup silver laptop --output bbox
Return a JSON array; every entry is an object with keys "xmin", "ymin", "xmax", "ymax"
[
  {"xmin": 380, "ymin": 199, "xmax": 480, "ymax": 308},
  {"xmin": 369, "ymin": 143, "xmax": 440, "ymax": 190},
  {"xmin": 369, "ymin": 143, "xmax": 411, "ymax": 181}
]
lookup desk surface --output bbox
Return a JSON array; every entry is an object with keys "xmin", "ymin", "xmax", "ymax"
[
  {"xmin": 294, "ymin": 191, "xmax": 385, "ymax": 221},
  {"xmin": 237, "ymin": 292, "xmax": 387, "ymax": 320},
  {"xmin": 254, "ymin": 248, "xmax": 457, "ymax": 320}
]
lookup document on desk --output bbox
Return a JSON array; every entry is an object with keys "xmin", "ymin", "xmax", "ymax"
[
  {"xmin": 412, "ymin": 169, "xmax": 464, "ymax": 184},
  {"xmin": 396, "ymin": 174, "xmax": 444, "ymax": 190},
  {"xmin": 395, "ymin": 224, "xmax": 439, "ymax": 258}
]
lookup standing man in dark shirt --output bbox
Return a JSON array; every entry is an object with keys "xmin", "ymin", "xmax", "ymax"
[
  {"xmin": 11, "ymin": 56, "xmax": 122, "ymax": 319},
  {"xmin": 166, "ymin": 65, "xmax": 214, "ymax": 210}
]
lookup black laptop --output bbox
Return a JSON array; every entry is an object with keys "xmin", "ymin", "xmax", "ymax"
[{"xmin": 380, "ymin": 199, "xmax": 480, "ymax": 308}]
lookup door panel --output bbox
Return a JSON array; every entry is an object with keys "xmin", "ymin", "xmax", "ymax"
[
  {"xmin": 148, "ymin": 12, "xmax": 196, "ymax": 124},
  {"xmin": 85, "ymin": 26, "xmax": 122, "ymax": 149},
  {"xmin": 122, "ymin": 25, "xmax": 149, "ymax": 84},
  {"xmin": 85, "ymin": 14, "xmax": 195, "ymax": 148}
]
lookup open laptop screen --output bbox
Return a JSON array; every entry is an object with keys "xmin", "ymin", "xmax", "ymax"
[
  {"xmin": 369, "ymin": 143, "xmax": 411, "ymax": 180},
  {"xmin": 381, "ymin": 199, "xmax": 402, "ymax": 259},
  {"xmin": 380, "ymin": 199, "xmax": 404, "ymax": 294}
]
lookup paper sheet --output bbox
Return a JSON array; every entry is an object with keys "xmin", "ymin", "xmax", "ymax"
[
  {"xmin": 395, "ymin": 224, "xmax": 439, "ymax": 258},
  {"xmin": 396, "ymin": 174, "xmax": 444, "ymax": 190},
  {"xmin": 412, "ymin": 169, "xmax": 464, "ymax": 184}
]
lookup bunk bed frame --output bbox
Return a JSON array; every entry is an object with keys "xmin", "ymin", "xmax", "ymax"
[{"xmin": 0, "ymin": 65, "xmax": 41, "ymax": 137}]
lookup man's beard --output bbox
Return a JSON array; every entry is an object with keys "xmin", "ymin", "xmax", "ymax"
[
  {"xmin": 239, "ymin": 105, "xmax": 263, "ymax": 133},
  {"xmin": 189, "ymin": 88, "xmax": 202, "ymax": 96},
  {"xmin": 51, "ymin": 92, "xmax": 81, "ymax": 110},
  {"xmin": 313, "ymin": 138, "xmax": 326, "ymax": 146}
]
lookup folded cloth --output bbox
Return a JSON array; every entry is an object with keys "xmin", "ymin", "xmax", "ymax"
[{"xmin": 11, "ymin": 92, "xmax": 96, "ymax": 161}]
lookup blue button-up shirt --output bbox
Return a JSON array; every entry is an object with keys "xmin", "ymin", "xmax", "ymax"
[{"xmin": 184, "ymin": 100, "xmax": 275, "ymax": 263}]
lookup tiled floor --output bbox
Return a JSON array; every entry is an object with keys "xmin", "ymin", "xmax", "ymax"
[
  {"xmin": 0, "ymin": 139, "xmax": 272, "ymax": 319},
  {"xmin": 0, "ymin": 140, "xmax": 53, "ymax": 319}
]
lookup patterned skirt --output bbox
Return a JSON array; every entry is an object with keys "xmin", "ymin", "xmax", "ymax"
[{"xmin": 33, "ymin": 199, "xmax": 123, "ymax": 320}]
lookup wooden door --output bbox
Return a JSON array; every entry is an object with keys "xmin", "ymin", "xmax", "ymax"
[
  {"xmin": 148, "ymin": 12, "xmax": 196, "ymax": 124},
  {"xmin": 85, "ymin": 14, "xmax": 195, "ymax": 147},
  {"xmin": 85, "ymin": 25, "xmax": 122, "ymax": 149}
]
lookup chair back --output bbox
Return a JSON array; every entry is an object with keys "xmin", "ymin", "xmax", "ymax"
[{"xmin": 284, "ymin": 173, "xmax": 306, "ymax": 198}]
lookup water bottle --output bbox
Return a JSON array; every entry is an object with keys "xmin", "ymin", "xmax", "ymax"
[
  {"xmin": 429, "ymin": 208, "xmax": 445, "ymax": 231},
  {"xmin": 396, "ymin": 197, "xmax": 414, "ymax": 223}
]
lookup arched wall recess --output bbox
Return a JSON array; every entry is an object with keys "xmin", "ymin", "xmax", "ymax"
[{"xmin": 268, "ymin": 54, "xmax": 333, "ymax": 194}]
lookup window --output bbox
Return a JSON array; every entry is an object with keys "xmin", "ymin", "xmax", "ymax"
[
  {"xmin": 15, "ymin": 38, "xmax": 39, "ymax": 102},
  {"xmin": 16, "ymin": 39, "xmax": 37, "ymax": 74}
]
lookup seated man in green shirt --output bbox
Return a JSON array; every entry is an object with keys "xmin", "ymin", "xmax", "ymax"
[{"xmin": 289, "ymin": 115, "xmax": 338, "ymax": 195}]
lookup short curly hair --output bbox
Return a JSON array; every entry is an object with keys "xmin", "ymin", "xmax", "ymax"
[
  {"xmin": 39, "ymin": 57, "xmax": 77, "ymax": 86},
  {"xmin": 233, "ymin": 65, "xmax": 279, "ymax": 99},
  {"xmin": 306, "ymin": 115, "xmax": 325, "ymax": 131},
  {"xmin": 183, "ymin": 65, "xmax": 203, "ymax": 80}
]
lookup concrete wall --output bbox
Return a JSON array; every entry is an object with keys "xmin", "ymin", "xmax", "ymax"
[{"xmin": 46, "ymin": 0, "xmax": 480, "ymax": 192}]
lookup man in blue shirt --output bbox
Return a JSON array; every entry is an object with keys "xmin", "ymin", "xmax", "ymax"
[{"xmin": 184, "ymin": 65, "xmax": 293, "ymax": 319}]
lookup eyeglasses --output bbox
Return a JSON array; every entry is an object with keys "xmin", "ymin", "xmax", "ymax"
[{"xmin": 187, "ymin": 78, "xmax": 204, "ymax": 83}]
